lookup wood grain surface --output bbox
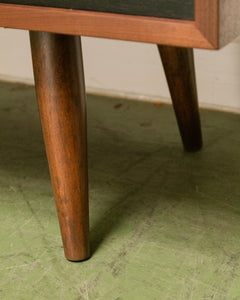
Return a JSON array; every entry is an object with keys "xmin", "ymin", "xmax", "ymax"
[
  {"xmin": 30, "ymin": 32, "xmax": 90, "ymax": 261},
  {"xmin": 0, "ymin": 1, "xmax": 218, "ymax": 49},
  {"xmin": 158, "ymin": 45, "xmax": 202, "ymax": 152},
  {"xmin": 3, "ymin": 0, "xmax": 240, "ymax": 49}
]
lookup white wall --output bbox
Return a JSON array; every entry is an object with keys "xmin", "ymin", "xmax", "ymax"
[{"xmin": 1, "ymin": 28, "xmax": 240, "ymax": 113}]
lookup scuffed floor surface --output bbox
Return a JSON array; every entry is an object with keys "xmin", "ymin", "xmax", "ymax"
[{"xmin": 0, "ymin": 81, "xmax": 240, "ymax": 299}]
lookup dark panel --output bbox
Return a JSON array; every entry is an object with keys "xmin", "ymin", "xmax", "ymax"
[{"xmin": 0, "ymin": 0, "xmax": 195, "ymax": 20}]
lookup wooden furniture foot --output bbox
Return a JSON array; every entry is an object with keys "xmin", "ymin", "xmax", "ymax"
[
  {"xmin": 30, "ymin": 31, "xmax": 90, "ymax": 261},
  {"xmin": 158, "ymin": 45, "xmax": 202, "ymax": 152}
]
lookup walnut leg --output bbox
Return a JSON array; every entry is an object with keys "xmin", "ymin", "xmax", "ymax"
[
  {"xmin": 158, "ymin": 45, "xmax": 202, "ymax": 152},
  {"xmin": 30, "ymin": 32, "xmax": 89, "ymax": 261}
]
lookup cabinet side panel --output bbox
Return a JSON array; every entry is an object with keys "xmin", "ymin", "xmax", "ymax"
[{"xmin": 220, "ymin": 0, "xmax": 240, "ymax": 47}]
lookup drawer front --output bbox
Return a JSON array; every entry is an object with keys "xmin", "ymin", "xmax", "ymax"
[{"xmin": 0, "ymin": 0, "xmax": 195, "ymax": 20}]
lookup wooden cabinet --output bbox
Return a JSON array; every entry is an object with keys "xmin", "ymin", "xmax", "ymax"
[
  {"xmin": 0, "ymin": 0, "xmax": 239, "ymax": 49},
  {"xmin": 0, "ymin": 0, "xmax": 239, "ymax": 261}
]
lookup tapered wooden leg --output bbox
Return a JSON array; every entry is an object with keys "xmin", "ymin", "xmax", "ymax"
[
  {"xmin": 158, "ymin": 45, "xmax": 202, "ymax": 152},
  {"xmin": 30, "ymin": 31, "xmax": 89, "ymax": 261}
]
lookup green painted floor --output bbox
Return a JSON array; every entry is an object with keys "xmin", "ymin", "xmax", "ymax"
[{"xmin": 0, "ymin": 81, "xmax": 240, "ymax": 299}]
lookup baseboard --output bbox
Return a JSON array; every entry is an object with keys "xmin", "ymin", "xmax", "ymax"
[{"xmin": 0, "ymin": 75, "xmax": 239, "ymax": 115}]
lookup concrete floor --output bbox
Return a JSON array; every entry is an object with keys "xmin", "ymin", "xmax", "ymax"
[{"xmin": 0, "ymin": 81, "xmax": 240, "ymax": 299}]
